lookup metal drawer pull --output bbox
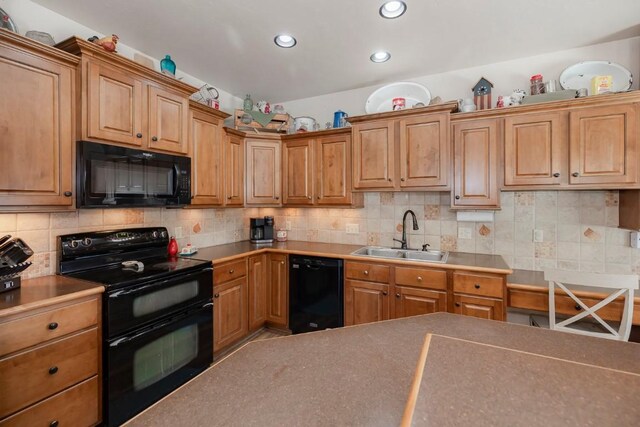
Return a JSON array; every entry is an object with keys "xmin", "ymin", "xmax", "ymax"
[
  {"xmin": 553, "ymin": 172, "xmax": 560, "ymax": 178},
  {"xmin": 48, "ymin": 322, "xmax": 58, "ymax": 330},
  {"xmin": 396, "ymin": 293, "xmax": 401, "ymax": 298},
  {"xmin": 474, "ymin": 284, "xmax": 480, "ymax": 289},
  {"xmin": 455, "ymin": 302, "xmax": 461, "ymax": 307},
  {"xmin": 575, "ymin": 304, "xmax": 581, "ymax": 310},
  {"xmin": 572, "ymin": 172, "xmax": 579, "ymax": 177},
  {"xmin": 382, "ymin": 291, "xmax": 388, "ymax": 296},
  {"xmin": 214, "ymin": 293, "xmax": 220, "ymax": 299},
  {"xmin": 229, "ymin": 269, "xmax": 234, "ymax": 274},
  {"xmin": 281, "ymin": 261, "xmax": 285, "ymax": 265},
  {"xmin": 48, "ymin": 366, "xmax": 58, "ymax": 375},
  {"xmin": 363, "ymin": 270, "xmax": 369, "ymax": 275},
  {"xmin": 417, "ymin": 276, "xmax": 422, "ymax": 281},
  {"xmin": 152, "ymin": 136, "xmax": 158, "ymax": 141},
  {"xmin": 50, "ymin": 421, "xmax": 59, "ymax": 427}
]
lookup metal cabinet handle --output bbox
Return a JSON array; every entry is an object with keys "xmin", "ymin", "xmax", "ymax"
[
  {"xmin": 275, "ymin": 196, "xmax": 280, "ymax": 200},
  {"xmin": 229, "ymin": 269, "xmax": 234, "ymax": 274},
  {"xmin": 48, "ymin": 366, "xmax": 58, "ymax": 375},
  {"xmin": 396, "ymin": 293, "xmax": 401, "ymax": 298},
  {"xmin": 363, "ymin": 270, "xmax": 369, "ymax": 275},
  {"xmin": 48, "ymin": 322, "xmax": 58, "ymax": 330},
  {"xmin": 417, "ymin": 276, "xmax": 423, "ymax": 282},
  {"xmin": 214, "ymin": 293, "xmax": 220, "ymax": 299},
  {"xmin": 387, "ymin": 178, "xmax": 392, "ymax": 182},
  {"xmin": 382, "ymin": 291, "xmax": 388, "ymax": 296},
  {"xmin": 307, "ymin": 196, "xmax": 311, "ymax": 200},
  {"xmin": 474, "ymin": 284, "xmax": 480, "ymax": 289},
  {"xmin": 455, "ymin": 195, "xmax": 460, "ymax": 200},
  {"xmin": 575, "ymin": 304, "xmax": 581, "ymax": 310},
  {"xmin": 455, "ymin": 302, "xmax": 461, "ymax": 307},
  {"xmin": 50, "ymin": 421, "xmax": 59, "ymax": 427},
  {"xmin": 152, "ymin": 136, "xmax": 158, "ymax": 141},
  {"xmin": 572, "ymin": 172, "xmax": 579, "ymax": 177},
  {"xmin": 400, "ymin": 178, "xmax": 405, "ymax": 182},
  {"xmin": 227, "ymin": 196, "xmax": 232, "ymax": 200},
  {"xmin": 281, "ymin": 261, "xmax": 285, "ymax": 265},
  {"xmin": 136, "ymin": 133, "xmax": 143, "ymax": 138},
  {"xmin": 553, "ymin": 173, "xmax": 560, "ymax": 178},
  {"xmin": 63, "ymin": 191, "xmax": 72, "ymax": 197}
]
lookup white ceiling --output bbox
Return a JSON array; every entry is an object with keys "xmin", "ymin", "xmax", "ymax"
[{"xmin": 34, "ymin": 0, "xmax": 640, "ymax": 102}]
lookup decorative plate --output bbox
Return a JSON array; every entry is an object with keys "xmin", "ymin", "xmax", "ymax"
[
  {"xmin": 0, "ymin": 7, "xmax": 18, "ymax": 33},
  {"xmin": 559, "ymin": 61, "xmax": 632, "ymax": 92},
  {"xmin": 365, "ymin": 82, "xmax": 431, "ymax": 114}
]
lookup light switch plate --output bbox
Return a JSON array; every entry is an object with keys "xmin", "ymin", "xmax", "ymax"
[
  {"xmin": 174, "ymin": 226, "xmax": 183, "ymax": 239},
  {"xmin": 630, "ymin": 231, "xmax": 640, "ymax": 249},
  {"xmin": 533, "ymin": 229, "xmax": 544, "ymax": 243},
  {"xmin": 346, "ymin": 223, "xmax": 359, "ymax": 234}
]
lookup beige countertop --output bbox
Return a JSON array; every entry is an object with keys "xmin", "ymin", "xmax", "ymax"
[
  {"xmin": 195, "ymin": 240, "xmax": 512, "ymax": 274},
  {"xmin": 0, "ymin": 275, "xmax": 104, "ymax": 318},
  {"xmin": 127, "ymin": 312, "xmax": 640, "ymax": 426}
]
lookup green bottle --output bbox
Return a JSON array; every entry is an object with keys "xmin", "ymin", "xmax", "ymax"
[{"xmin": 243, "ymin": 94, "xmax": 253, "ymax": 112}]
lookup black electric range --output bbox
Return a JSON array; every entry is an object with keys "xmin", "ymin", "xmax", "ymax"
[{"xmin": 57, "ymin": 227, "xmax": 214, "ymax": 426}]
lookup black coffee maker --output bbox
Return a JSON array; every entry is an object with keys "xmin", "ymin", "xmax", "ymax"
[{"xmin": 250, "ymin": 216, "xmax": 275, "ymax": 244}]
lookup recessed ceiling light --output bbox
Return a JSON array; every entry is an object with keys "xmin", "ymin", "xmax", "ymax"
[
  {"xmin": 274, "ymin": 34, "xmax": 296, "ymax": 48},
  {"xmin": 370, "ymin": 51, "xmax": 391, "ymax": 63},
  {"xmin": 379, "ymin": 1, "xmax": 407, "ymax": 19}
]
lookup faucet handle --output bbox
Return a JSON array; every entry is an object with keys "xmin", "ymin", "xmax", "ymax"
[{"xmin": 422, "ymin": 243, "xmax": 430, "ymax": 251}]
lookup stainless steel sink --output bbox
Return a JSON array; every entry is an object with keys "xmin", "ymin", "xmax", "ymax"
[{"xmin": 351, "ymin": 246, "xmax": 449, "ymax": 263}]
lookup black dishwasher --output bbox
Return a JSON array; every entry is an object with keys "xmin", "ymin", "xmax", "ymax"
[{"xmin": 289, "ymin": 256, "xmax": 344, "ymax": 334}]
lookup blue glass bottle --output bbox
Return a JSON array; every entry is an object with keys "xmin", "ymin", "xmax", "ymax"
[{"xmin": 160, "ymin": 55, "xmax": 176, "ymax": 76}]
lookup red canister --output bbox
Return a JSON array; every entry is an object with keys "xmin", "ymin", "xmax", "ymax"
[
  {"xmin": 392, "ymin": 97, "xmax": 406, "ymax": 110},
  {"xmin": 168, "ymin": 236, "xmax": 179, "ymax": 257}
]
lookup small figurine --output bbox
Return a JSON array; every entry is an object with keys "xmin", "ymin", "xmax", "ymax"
[
  {"xmin": 88, "ymin": 34, "xmax": 119, "ymax": 52},
  {"xmin": 472, "ymin": 77, "xmax": 494, "ymax": 110},
  {"xmin": 496, "ymin": 90, "xmax": 527, "ymax": 108},
  {"xmin": 257, "ymin": 101, "xmax": 271, "ymax": 114}
]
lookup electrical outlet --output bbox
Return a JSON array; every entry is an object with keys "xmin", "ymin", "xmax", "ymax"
[
  {"xmin": 533, "ymin": 229, "xmax": 544, "ymax": 243},
  {"xmin": 458, "ymin": 227, "xmax": 472, "ymax": 239},
  {"xmin": 174, "ymin": 226, "xmax": 183, "ymax": 239},
  {"xmin": 285, "ymin": 220, "xmax": 292, "ymax": 231},
  {"xmin": 346, "ymin": 223, "xmax": 359, "ymax": 234}
]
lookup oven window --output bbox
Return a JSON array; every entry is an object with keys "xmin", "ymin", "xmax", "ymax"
[
  {"xmin": 90, "ymin": 158, "xmax": 174, "ymax": 201},
  {"xmin": 133, "ymin": 281, "xmax": 199, "ymax": 318},
  {"xmin": 133, "ymin": 325, "xmax": 198, "ymax": 391}
]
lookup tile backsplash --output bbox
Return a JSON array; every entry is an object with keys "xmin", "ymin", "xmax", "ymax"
[{"xmin": 1, "ymin": 190, "xmax": 638, "ymax": 279}]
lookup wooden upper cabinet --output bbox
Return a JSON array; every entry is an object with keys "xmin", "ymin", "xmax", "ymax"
[
  {"xmin": 504, "ymin": 112, "xmax": 565, "ymax": 187},
  {"xmin": 266, "ymin": 253, "xmax": 288, "ymax": 327},
  {"xmin": 0, "ymin": 31, "xmax": 77, "ymax": 208},
  {"xmin": 352, "ymin": 120, "xmax": 395, "ymax": 189},
  {"xmin": 246, "ymin": 139, "xmax": 281, "ymax": 206},
  {"xmin": 569, "ymin": 104, "xmax": 638, "ymax": 185},
  {"xmin": 316, "ymin": 134, "xmax": 352, "ymax": 205},
  {"xmin": 452, "ymin": 119, "xmax": 500, "ymax": 209},
  {"xmin": 224, "ymin": 133, "xmax": 245, "ymax": 206},
  {"xmin": 399, "ymin": 114, "xmax": 449, "ymax": 188},
  {"xmin": 87, "ymin": 61, "xmax": 143, "ymax": 147},
  {"xmin": 282, "ymin": 140, "xmax": 314, "ymax": 205},
  {"xmin": 189, "ymin": 108, "xmax": 224, "ymax": 205},
  {"xmin": 148, "ymin": 85, "xmax": 189, "ymax": 154}
]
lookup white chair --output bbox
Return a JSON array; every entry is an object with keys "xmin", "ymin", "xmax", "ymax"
[{"xmin": 543, "ymin": 269, "xmax": 639, "ymax": 341}]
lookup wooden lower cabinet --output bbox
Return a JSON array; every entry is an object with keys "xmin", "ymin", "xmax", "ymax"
[
  {"xmin": 267, "ymin": 254, "xmax": 288, "ymax": 327},
  {"xmin": 344, "ymin": 280, "xmax": 390, "ymax": 326},
  {"xmin": 248, "ymin": 254, "xmax": 268, "ymax": 331},
  {"xmin": 213, "ymin": 276, "xmax": 248, "ymax": 352},
  {"xmin": 454, "ymin": 294, "xmax": 504, "ymax": 321},
  {"xmin": 395, "ymin": 286, "xmax": 447, "ymax": 319}
]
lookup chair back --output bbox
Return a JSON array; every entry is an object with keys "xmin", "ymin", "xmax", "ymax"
[{"xmin": 543, "ymin": 269, "xmax": 638, "ymax": 341}]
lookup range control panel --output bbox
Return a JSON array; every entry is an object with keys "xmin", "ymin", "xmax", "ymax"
[{"xmin": 58, "ymin": 227, "xmax": 170, "ymax": 258}]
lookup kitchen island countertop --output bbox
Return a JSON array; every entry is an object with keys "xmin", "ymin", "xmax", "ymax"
[
  {"xmin": 127, "ymin": 312, "xmax": 640, "ymax": 426},
  {"xmin": 194, "ymin": 240, "xmax": 512, "ymax": 274}
]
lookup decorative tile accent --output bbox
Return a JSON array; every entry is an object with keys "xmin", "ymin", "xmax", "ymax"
[
  {"xmin": 380, "ymin": 193, "xmax": 394, "ymax": 206},
  {"xmin": 424, "ymin": 205, "xmax": 440, "ymax": 220}
]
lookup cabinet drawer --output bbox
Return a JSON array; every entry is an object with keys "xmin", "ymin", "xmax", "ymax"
[
  {"xmin": 454, "ymin": 294, "xmax": 504, "ymax": 321},
  {"xmin": 214, "ymin": 258, "xmax": 247, "ymax": 284},
  {"xmin": 0, "ymin": 297, "xmax": 99, "ymax": 357},
  {"xmin": 453, "ymin": 272, "xmax": 503, "ymax": 298},
  {"xmin": 0, "ymin": 376, "xmax": 99, "ymax": 427},
  {"xmin": 0, "ymin": 328, "xmax": 99, "ymax": 418},
  {"xmin": 345, "ymin": 261, "xmax": 390, "ymax": 283},
  {"xmin": 395, "ymin": 267, "xmax": 447, "ymax": 290}
]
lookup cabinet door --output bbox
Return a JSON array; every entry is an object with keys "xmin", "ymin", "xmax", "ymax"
[
  {"xmin": 504, "ymin": 112, "xmax": 564, "ymax": 186},
  {"xmin": 399, "ymin": 113, "xmax": 449, "ymax": 187},
  {"xmin": 87, "ymin": 61, "xmax": 144, "ymax": 146},
  {"xmin": 569, "ymin": 104, "xmax": 638, "ymax": 185},
  {"xmin": 316, "ymin": 134, "xmax": 352, "ymax": 205},
  {"xmin": 267, "ymin": 254, "xmax": 288, "ymax": 327},
  {"xmin": 248, "ymin": 254, "xmax": 268, "ymax": 331},
  {"xmin": 453, "ymin": 119, "xmax": 500, "ymax": 208},
  {"xmin": 395, "ymin": 286, "xmax": 447, "ymax": 319},
  {"xmin": 246, "ymin": 140, "xmax": 282, "ymax": 205},
  {"xmin": 148, "ymin": 85, "xmax": 189, "ymax": 154},
  {"xmin": 224, "ymin": 134, "xmax": 245, "ymax": 206},
  {"xmin": 282, "ymin": 140, "xmax": 314, "ymax": 205},
  {"xmin": 344, "ymin": 280, "xmax": 390, "ymax": 326},
  {"xmin": 453, "ymin": 294, "xmax": 504, "ymax": 321},
  {"xmin": 190, "ymin": 110, "xmax": 223, "ymax": 205},
  {"xmin": 352, "ymin": 120, "xmax": 396, "ymax": 189},
  {"xmin": 0, "ymin": 44, "xmax": 74, "ymax": 207},
  {"xmin": 213, "ymin": 277, "xmax": 248, "ymax": 352}
]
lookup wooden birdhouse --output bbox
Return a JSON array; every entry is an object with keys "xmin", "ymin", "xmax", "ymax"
[{"xmin": 472, "ymin": 77, "xmax": 494, "ymax": 110}]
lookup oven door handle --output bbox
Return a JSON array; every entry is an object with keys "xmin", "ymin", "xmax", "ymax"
[
  {"xmin": 109, "ymin": 267, "xmax": 213, "ymax": 298},
  {"xmin": 109, "ymin": 300, "xmax": 212, "ymax": 348}
]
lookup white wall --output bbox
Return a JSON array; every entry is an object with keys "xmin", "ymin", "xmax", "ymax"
[
  {"xmin": 0, "ymin": 0, "xmax": 243, "ymax": 112},
  {"xmin": 277, "ymin": 37, "xmax": 640, "ymax": 125}
]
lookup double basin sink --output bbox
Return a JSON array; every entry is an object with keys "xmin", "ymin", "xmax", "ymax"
[{"xmin": 351, "ymin": 246, "xmax": 449, "ymax": 263}]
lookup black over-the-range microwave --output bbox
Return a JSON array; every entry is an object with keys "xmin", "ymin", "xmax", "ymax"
[{"xmin": 76, "ymin": 141, "xmax": 191, "ymax": 208}]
